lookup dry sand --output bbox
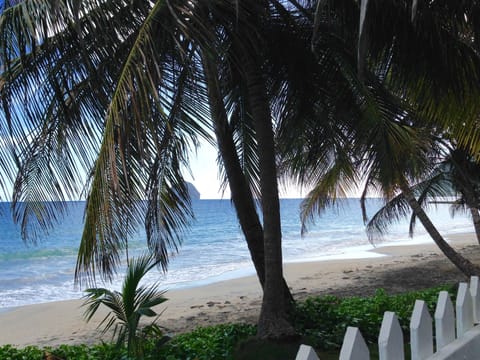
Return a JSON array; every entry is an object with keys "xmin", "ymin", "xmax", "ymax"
[{"xmin": 1, "ymin": 232, "xmax": 479, "ymax": 348}]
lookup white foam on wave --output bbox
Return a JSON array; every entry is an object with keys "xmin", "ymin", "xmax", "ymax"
[
  {"xmin": 0, "ymin": 199, "xmax": 476, "ymax": 309},
  {"xmin": 0, "ymin": 280, "xmax": 82, "ymax": 308},
  {"xmin": 286, "ymin": 244, "xmax": 385, "ymax": 263}
]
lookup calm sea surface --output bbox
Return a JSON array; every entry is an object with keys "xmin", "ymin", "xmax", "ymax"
[{"xmin": 0, "ymin": 198, "xmax": 474, "ymax": 308}]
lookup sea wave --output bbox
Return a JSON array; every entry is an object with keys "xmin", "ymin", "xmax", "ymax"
[{"xmin": 0, "ymin": 198, "xmax": 476, "ymax": 309}]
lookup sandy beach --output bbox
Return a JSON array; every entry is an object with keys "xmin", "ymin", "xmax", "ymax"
[{"xmin": 1, "ymin": 232, "xmax": 479, "ymax": 348}]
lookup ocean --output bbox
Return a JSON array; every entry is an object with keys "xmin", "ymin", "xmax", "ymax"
[{"xmin": 0, "ymin": 198, "xmax": 474, "ymax": 309}]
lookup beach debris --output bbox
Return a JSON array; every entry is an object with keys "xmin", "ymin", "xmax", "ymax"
[
  {"xmin": 190, "ymin": 305, "xmax": 204, "ymax": 309},
  {"xmin": 207, "ymin": 301, "xmax": 221, "ymax": 307}
]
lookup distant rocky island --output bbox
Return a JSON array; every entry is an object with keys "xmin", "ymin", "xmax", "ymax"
[{"xmin": 187, "ymin": 182, "xmax": 200, "ymax": 200}]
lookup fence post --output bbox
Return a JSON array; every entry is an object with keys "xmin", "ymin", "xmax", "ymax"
[
  {"xmin": 339, "ymin": 327, "xmax": 369, "ymax": 360},
  {"xmin": 295, "ymin": 344, "xmax": 320, "ymax": 360},
  {"xmin": 378, "ymin": 311, "xmax": 404, "ymax": 360},
  {"xmin": 434, "ymin": 290, "xmax": 455, "ymax": 351},
  {"xmin": 456, "ymin": 282, "xmax": 474, "ymax": 338},
  {"xmin": 410, "ymin": 300, "xmax": 433, "ymax": 359},
  {"xmin": 470, "ymin": 276, "xmax": 480, "ymax": 324}
]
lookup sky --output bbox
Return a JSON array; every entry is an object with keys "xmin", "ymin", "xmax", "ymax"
[
  {"xmin": 185, "ymin": 141, "xmax": 225, "ymax": 199},
  {"xmin": 186, "ymin": 140, "xmax": 306, "ymax": 200}
]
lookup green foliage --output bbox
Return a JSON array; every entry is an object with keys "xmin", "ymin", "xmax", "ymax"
[
  {"xmin": 0, "ymin": 284, "xmax": 458, "ymax": 359},
  {"xmin": 233, "ymin": 337, "xmax": 305, "ymax": 360},
  {"xmin": 49, "ymin": 343, "xmax": 123, "ymax": 360},
  {"xmin": 0, "ymin": 343, "xmax": 124, "ymax": 360},
  {"xmin": 82, "ymin": 254, "xmax": 168, "ymax": 359},
  {"xmin": 0, "ymin": 345, "xmax": 44, "ymax": 360},
  {"xmin": 158, "ymin": 323, "xmax": 257, "ymax": 360},
  {"xmin": 292, "ymin": 284, "xmax": 456, "ymax": 350},
  {"xmin": 0, "ymin": 323, "xmax": 255, "ymax": 360}
]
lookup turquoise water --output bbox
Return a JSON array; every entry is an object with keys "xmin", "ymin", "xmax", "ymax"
[{"xmin": 0, "ymin": 199, "xmax": 474, "ymax": 308}]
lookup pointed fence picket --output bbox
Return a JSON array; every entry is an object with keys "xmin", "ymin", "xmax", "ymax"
[
  {"xmin": 434, "ymin": 291, "xmax": 455, "ymax": 351},
  {"xmin": 339, "ymin": 327, "xmax": 369, "ymax": 360},
  {"xmin": 410, "ymin": 300, "xmax": 433, "ymax": 359},
  {"xmin": 378, "ymin": 312, "xmax": 404, "ymax": 359},
  {"xmin": 296, "ymin": 344, "xmax": 320, "ymax": 360},
  {"xmin": 296, "ymin": 276, "xmax": 480, "ymax": 360},
  {"xmin": 456, "ymin": 282, "xmax": 473, "ymax": 338},
  {"xmin": 470, "ymin": 276, "xmax": 480, "ymax": 323}
]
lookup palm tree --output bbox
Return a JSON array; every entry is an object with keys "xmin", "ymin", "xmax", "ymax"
[
  {"xmin": 0, "ymin": 0, "xmax": 303, "ymax": 339},
  {"xmin": 1, "ymin": 0, "xmax": 206, "ymax": 276},
  {"xmin": 320, "ymin": 0, "xmax": 480, "ymax": 275},
  {"xmin": 201, "ymin": 42, "xmax": 295, "ymax": 307},
  {"xmin": 83, "ymin": 254, "xmax": 168, "ymax": 358},
  {"xmin": 447, "ymin": 148, "xmax": 480, "ymax": 241},
  {"xmin": 278, "ymin": 0, "xmax": 480, "ymax": 276},
  {"xmin": 244, "ymin": 53, "xmax": 295, "ymax": 338},
  {"xmin": 367, "ymin": 146, "xmax": 480, "ymax": 245},
  {"xmin": 198, "ymin": 1, "xmax": 300, "ymax": 337}
]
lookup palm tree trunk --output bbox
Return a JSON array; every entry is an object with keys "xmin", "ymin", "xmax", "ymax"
[
  {"xmin": 469, "ymin": 207, "xmax": 480, "ymax": 245},
  {"xmin": 243, "ymin": 58, "xmax": 295, "ymax": 339},
  {"xmin": 462, "ymin": 186, "xmax": 480, "ymax": 244},
  {"xmin": 201, "ymin": 53, "xmax": 294, "ymax": 306},
  {"xmin": 402, "ymin": 185, "xmax": 480, "ymax": 276},
  {"xmin": 459, "ymin": 179, "xmax": 480, "ymax": 245}
]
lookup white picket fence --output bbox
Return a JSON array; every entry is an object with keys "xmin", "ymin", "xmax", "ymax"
[{"xmin": 296, "ymin": 276, "xmax": 480, "ymax": 360}]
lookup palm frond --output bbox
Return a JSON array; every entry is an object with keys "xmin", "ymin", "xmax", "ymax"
[
  {"xmin": 366, "ymin": 192, "xmax": 411, "ymax": 243},
  {"xmin": 83, "ymin": 287, "xmax": 125, "ymax": 335},
  {"xmin": 1, "ymin": 0, "xmax": 148, "ymax": 237},
  {"xmin": 312, "ymin": 0, "xmax": 480, "ymax": 155},
  {"xmin": 366, "ymin": 169, "xmax": 456, "ymax": 242},
  {"xmin": 1, "ymin": 0, "xmax": 216, "ymax": 284},
  {"xmin": 299, "ymin": 149, "xmax": 358, "ymax": 234},
  {"xmin": 74, "ymin": 1, "xmax": 214, "ymax": 282},
  {"xmin": 83, "ymin": 253, "xmax": 167, "ymax": 357}
]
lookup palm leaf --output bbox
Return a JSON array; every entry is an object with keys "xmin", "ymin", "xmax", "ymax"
[
  {"xmin": 365, "ymin": 192, "xmax": 411, "ymax": 243},
  {"xmin": 1, "ymin": 0, "xmax": 147, "ymax": 237},
  {"xmin": 366, "ymin": 169, "xmax": 455, "ymax": 242},
  {"xmin": 75, "ymin": 1, "xmax": 211, "ymax": 282},
  {"xmin": 82, "ymin": 253, "xmax": 167, "ymax": 357},
  {"xmin": 312, "ymin": 0, "xmax": 480, "ymax": 155}
]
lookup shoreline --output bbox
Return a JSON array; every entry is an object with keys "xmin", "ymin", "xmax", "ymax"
[{"xmin": 1, "ymin": 232, "xmax": 479, "ymax": 348}]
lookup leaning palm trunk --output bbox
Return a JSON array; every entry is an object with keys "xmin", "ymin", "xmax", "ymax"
[
  {"xmin": 463, "ymin": 187, "xmax": 480, "ymax": 244},
  {"xmin": 401, "ymin": 185, "xmax": 480, "ymax": 276},
  {"xmin": 469, "ymin": 207, "xmax": 480, "ymax": 245},
  {"xmin": 456, "ymin": 177, "xmax": 480, "ymax": 245},
  {"xmin": 201, "ymin": 54, "xmax": 294, "ymax": 306},
  {"xmin": 244, "ymin": 59, "xmax": 295, "ymax": 338}
]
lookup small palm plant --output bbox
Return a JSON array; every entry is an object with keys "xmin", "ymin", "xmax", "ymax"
[{"xmin": 83, "ymin": 254, "xmax": 168, "ymax": 358}]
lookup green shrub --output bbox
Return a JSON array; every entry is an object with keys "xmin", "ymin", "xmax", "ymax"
[
  {"xmin": 0, "ymin": 343, "xmax": 123, "ymax": 360},
  {"xmin": 292, "ymin": 284, "xmax": 456, "ymax": 350},
  {"xmin": 157, "ymin": 323, "xmax": 256, "ymax": 360},
  {"xmin": 0, "ymin": 323, "xmax": 254, "ymax": 360},
  {"xmin": 0, "ymin": 345, "xmax": 44, "ymax": 360},
  {"xmin": 0, "ymin": 284, "xmax": 458, "ymax": 359},
  {"xmin": 50, "ymin": 343, "xmax": 123, "ymax": 359}
]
